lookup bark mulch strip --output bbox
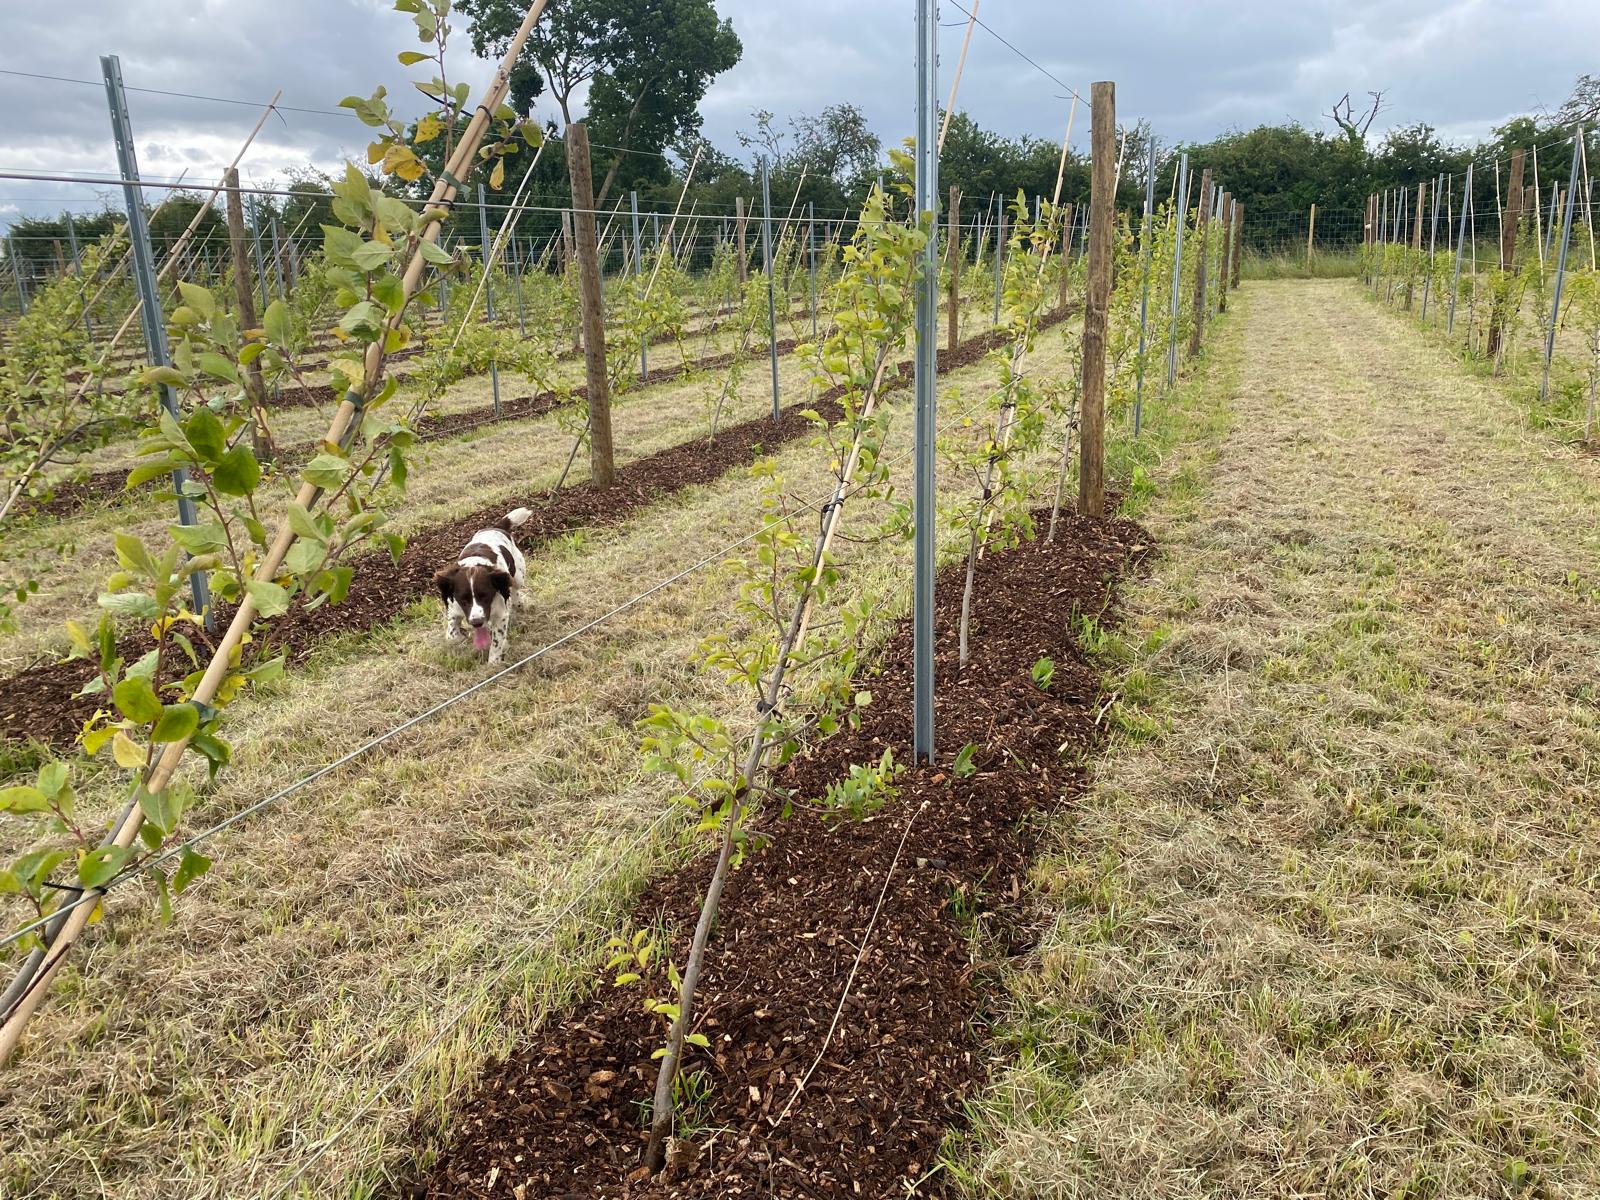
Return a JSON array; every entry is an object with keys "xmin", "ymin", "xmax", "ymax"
[
  {"xmin": 0, "ymin": 311, "xmax": 1066, "ymax": 750},
  {"xmin": 411, "ymin": 504, "xmax": 1150, "ymax": 1199},
  {"xmin": 16, "ymin": 335, "xmax": 801, "ymax": 523}
]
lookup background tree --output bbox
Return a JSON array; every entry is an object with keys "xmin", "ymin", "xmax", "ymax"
[{"xmin": 459, "ymin": 0, "xmax": 741, "ymax": 205}]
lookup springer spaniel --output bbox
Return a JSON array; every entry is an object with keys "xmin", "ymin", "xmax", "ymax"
[{"xmin": 434, "ymin": 507, "xmax": 532, "ymax": 664}]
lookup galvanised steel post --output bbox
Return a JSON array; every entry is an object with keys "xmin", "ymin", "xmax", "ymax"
[
  {"xmin": 101, "ymin": 53, "xmax": 211, "ymax": 626},
  {"xmin": 808, "ymin": 200, "xmax": 818, "ymax": 338},
  {"xmin": 1166, "ymin": 151, "xmax": 1190, "ymax": 388},
  {"xmin": 1422, "ymin": 171, "xmax": 1442, "ymax": 320},
  {"xmin": 1543, "ymin": 129, "xmax": 1583, "ymax": 403},
  {"xmin": 912, "ymin": 0, "xmax": 938, "ymax": 762},
  {"xmin": 268, "ymin": 217, "xmax": 286, "ymax": 300},
  {"xmin": 477, "ymin": 182, "xmax": 501, "ymax": 417},
  {"xmin": 1448, "ymin": 163, "xmax": 1473, "ymax": 335},
  {"xmin": 1134, "ymin": 137, "xmax": 1157, "ymax": 435},
  {"xmin": 760, "ymin": 156, "xmax": 780, "ymax": 421},
  {"xmin": 631, "ymin": 189, "xmax": 646, "ymax": 378}
]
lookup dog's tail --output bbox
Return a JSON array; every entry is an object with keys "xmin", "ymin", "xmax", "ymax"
[{"xmin": 494, "ymin": 506, "xmax": 533, "ymax": 532}]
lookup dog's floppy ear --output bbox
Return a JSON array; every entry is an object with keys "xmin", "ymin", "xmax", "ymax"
[
  {"xmin": 433, "ymin": 565, "xmax": 457, "ymax": 601},
  {"xmin": 488, "ymin": 568, "xmax": 513, "ymax": 599}
]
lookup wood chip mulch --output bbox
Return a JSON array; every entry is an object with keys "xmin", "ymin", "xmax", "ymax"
[{"xmin": 412, "ymin": 502, "xmax": 1150, "ymax": 1199}]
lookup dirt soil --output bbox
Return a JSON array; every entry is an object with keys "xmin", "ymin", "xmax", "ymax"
[
  {"xmin": 410, "ymin": 501, "xmax": 1148, "ymax": 1199},
  {"xmin": 0, "ymin": 314, "xmax": 1064, "ymax": 749}
]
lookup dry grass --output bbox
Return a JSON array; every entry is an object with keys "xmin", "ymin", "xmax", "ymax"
[
  {"xmin": 947, "ymin": 279, "xmax": 1600, "ymax": 1198},
  {"xmin": 0, "ymin": 326, "xmax": 1080, "ymax": 1200}
]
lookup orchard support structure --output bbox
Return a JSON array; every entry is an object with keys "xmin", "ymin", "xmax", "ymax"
[
  {"xmin": 1078, "ymin": 81, "xmax": 1115, "ymax": 520},
  {"xmin": 103, "ymin": 54, "xmax": 212, "ymax": 626},
  {"xmin": 1165, "ymin": 151, "xmax": 1189, "ymax": 388},
  {"xmin": 1133, "ymin": 136, "xmax": 1156, "ymax": 436},
  {"xmin": 947, "ymin": 185, "xmax": 961, "ymax": 351},
  {"xmin": 1543, "ymin": 130, "xmax": 1583, "ymax": 404},
  {"xmin": 224, "ymin": 168, "xmax": 275, "ymax": 462},
  {"xmin": 912, "ymin": 0, "xmax": 938, "ymax": 762},
  {"xmin": 1188, "ymin": 167, "xmax": 1213, "ymax": 358},
  {"xmin": 566, "ymin": 121, "xmax": 615, "ymax": 488},
  {"xmin": 477, "ymin": 182, "xmax": 502, "ymax": 417}
]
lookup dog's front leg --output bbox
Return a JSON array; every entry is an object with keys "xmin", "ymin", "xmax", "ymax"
[
  {"xmin": 488, "ymin": 613, "xmax": 509, "ymax": 664},
  {"xmin": 444, "ymin": 605, "xmax": 463, "ymax": 642}
]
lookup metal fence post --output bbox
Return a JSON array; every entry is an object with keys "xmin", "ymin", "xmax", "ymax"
[
  {"xmin": 476, "ymin": 182, "xmax": 502, "ymax": 417},
  {"xmin": 1543, "ymin": 130, "xmax": 1583, "ymax": 403},
  {"xmin": 1448, "ymin": 163, "xmax": 1473, "ymax": 336},
  {"xmin": 101, "ymin": 53, "xmax": 212, "ymax": 626},
  {"xmin": 1166, "ymin": 151, "xmax": 1190, "ymax": 388},
  {"xmin": 268, "ymin": 217, "xmax": 286, "ymax": 300},
  {"xmin": 1134, "ymin": 137, "xmax": 1157, "ymax": 435},
  {"xmin": 808, "ymin": 200, "xmax": 818, "ymax": 338},
  {"xmin": 631, "ymin": 189, "xmax": 646, "ymax": 379},
  {"xmin": 912, "ymin": 0, "xmax": 938, "ymax": 762},
  {"xmin": 64, "ymin": 210, "xmax": 94, "ymax": 338},
  {"xmin": 760, "ymin": 156, "xmax": 780, "ymax": 421}
]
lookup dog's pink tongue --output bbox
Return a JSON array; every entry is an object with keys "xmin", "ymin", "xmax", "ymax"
[{"xmin": 472, "ymin": 626, "xmax": 492, "ymax": 651}]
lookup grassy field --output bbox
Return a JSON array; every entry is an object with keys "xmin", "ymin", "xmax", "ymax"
[{"xmin": 947, "ymin": 278, "xmax": 1600, "ymax": 1198}]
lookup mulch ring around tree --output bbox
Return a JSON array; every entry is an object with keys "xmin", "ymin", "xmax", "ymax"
[
  {"xmin": 0, "ymin": 318, "xmax": 1050, "ymax": 750},
  {"xmin": 412, "ymin": 503, "xmax": 1150, "ymax": 1199}
]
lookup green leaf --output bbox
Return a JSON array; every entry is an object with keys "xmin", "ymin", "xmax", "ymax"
[
  {"xmin": 0, "ymin": 786, "xmax": 49, "ymax": 815},
  {"xmin": 126, "ymin": 455, "xmax": 184, "ymax": 489},
  {"xmin": 151, "ymin": 703, "xmax": 200, "ymax": 744},
  {"xmin": 196, "ymin": 353, "xmax": 240, "ymax": 386},
  {"xmin": 338, "ymin": 300, "xmax": 388, "ymax": 339},
  {"xmin": 137, "ymin": 785, "xmax": 180, "ymax": 836},
  {"xmin": 78, "ymin": 845, "xmax": 133, "ymax": 889},
  {"xmin": 212, "ymin": 445, "xmax": 261, "ymax": 497},
  {"xmin": 263, "ymin": 298, "xmax": 293, "ymax": 347},
  {"xmin": 397, "ymin": 49, "xmax": 429, "ymax": 65},
  {"xmin": 418, "ymin": 238, "xmax": 454, "ymax": 266},
  {"xmin": 190, "ymin": 732, "xmax": 231, "ymax": 781},
  {"xmin": 114, "ymin": 532, "xmax": 160, "ymax": 579},
  {"xmin": 169, "ymin": 521, "xmax": 228, "ymax": 556},
  {"xmin": 245, "ymin": 579, "xmax": 291, "ymax": 618},
  {"xmin": 351, "ymin": 241, "xmax": 393, "ymax": 271},
  {"xmin": 173, "ymin": 847, "xmax": 212, "ymax": 894},
  {"xmin": 113, "ymin": 675, "xmax": 163, "ymax": 724},
  {"xmin": 176, "ymin": 281, "xmax": 217, "ymax": 321},
  {"xmin": 36, "ymin": 761, "xmax": 70, "ymax": 798},
  {"xmin": 302, "ymin": 453, "xmax": 349, "ymax": 490},
  {"xmin": 141, "ymin": 365, "xmax": 188, "ymax": 388}
]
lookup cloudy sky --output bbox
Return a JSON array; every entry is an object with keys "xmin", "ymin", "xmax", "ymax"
[{"xmin": 1, "ymin": 0, "xmax": 1594, "ymax": 231}]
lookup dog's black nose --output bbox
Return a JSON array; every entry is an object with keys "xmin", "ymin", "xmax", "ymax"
[{"xmin": 469, "ymin": 615, "xmax": 486, "ymax": 627}]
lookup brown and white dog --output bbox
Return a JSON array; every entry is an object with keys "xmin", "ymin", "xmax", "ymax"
[{"xmin": 434, "ymin": 507, "xmax": 532, "ymax": 664}]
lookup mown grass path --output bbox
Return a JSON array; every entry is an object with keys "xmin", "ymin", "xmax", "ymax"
[{"xmin": 954, "ymin": 279, "xmax": 1600, "ymax": 1198}]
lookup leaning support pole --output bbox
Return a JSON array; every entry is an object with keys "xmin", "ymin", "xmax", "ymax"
[
  {"xmin": 1448, "ymin": 163, "xmax": 1474, "ymax": 336},
  {"xmin": 1543, "ymin": 130, "xmax": 1583, "ymax": 404},
  {"xmin": 1166, "ymin": 152, "xmax": 1190, "ymax": 388},
  {"xmin": 1422, "ymin": 171, "xmax": 1443, "ymax": 320},
  {"xmin": 1133, "ymin": 137, "xmax": 1157, "ymax": 436},
  {"xmin": 1079, "ymin": 82, "xmax": 1115, "ymax": 521},
  {"xmin": 912, "ymin": 0, "xmax": 939, "ymax": 764},
  {"xmin": 0, "ymin": 0, "xmax": 555, "ymax": 1066},
  {"xmin": 476, "ymin": 182, "xmax": 502, "ymax": 417},
  {"xmin": 1188, "ymin": 167, "xmax": 1213, "ymax": 357}
]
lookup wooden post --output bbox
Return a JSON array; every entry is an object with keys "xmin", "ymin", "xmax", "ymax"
[
  {"xmin": 734, "ymin": 195, "xmax": 748, "ymax": 285},
  {"xmin": 947, "ymin": 185, "xmax": 961, "ymax": 351},
  {"xmin": 1078, "ymin": 81, "xmax": 1115, "ymax": 521},
  {"xmin": 566, "ymin": 122, "xmax": 615, "ymax": 488},
  {"xmin": 1058, "ymin": 201, "xmax": 1074, "ymax": 309},
  {"xmin": 1405, "ymin": 181, "xmax": 1426, "ymax": 310},
  {"xmin": 1187, "ymin": 167, "xmax": 1213, "ymax": 357},
  {"xmin": 1232, "ymin": 202, "xmax": 1243, "ymax": 288},
  {"xmin": 1218, "ymin": 193, "xmax": 1233, "ymax": 312},
  {"xmin": 1306, "ymin": 203, "xmax": 1317, "ymax": 271},
  {"xmin": 1488, "ymin": 148, "xmax": 1525, "ymax": 358},
  {"xmin": 224, "ymin": 168, "xmax": 274, "ymax": 462}
]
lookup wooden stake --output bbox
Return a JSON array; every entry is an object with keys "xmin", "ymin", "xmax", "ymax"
[
  {"xmin": 947, "ymin": 185, "xmax": 961, "ymax": 352},
  {"xmin": 1232, "ymin": 202, "xmax": 1243, "ymax": 289},
  {"xmin": 1187, "ymin": 167, "xmax": 1213, "ymax": 357},
  {"xmin": 566, "ymin": 122, "xmax": 615, "ymax": 488},
  {"xmin": 1078, "ymin": 81, "xmax": 1115, "ymax": 521},
  {"xmin": 1306, "ymin": 203, "xmax": 1317, "ymax": 270},
  {"xmin": 224, "ymin": 168, "xmax": 275, "ymax": 462},
  {"xmin": 1217, "ymin": 193, "xmax": 1233, "ymax": 311}
]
